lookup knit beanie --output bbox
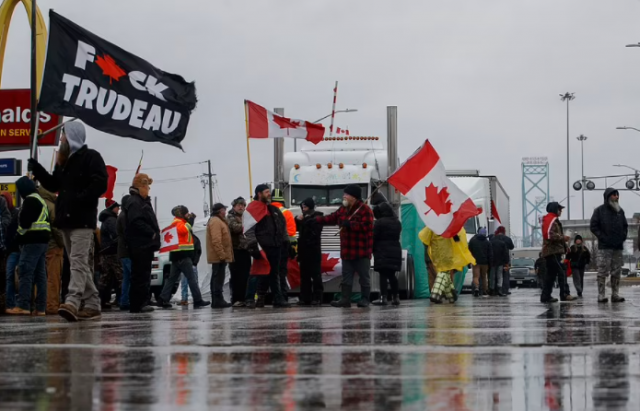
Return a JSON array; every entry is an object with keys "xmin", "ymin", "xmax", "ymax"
[{"xmin": 343, "ymin": 184, "xmax": 362, "ymax": 200}]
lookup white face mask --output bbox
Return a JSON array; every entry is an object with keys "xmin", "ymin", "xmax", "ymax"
[{"xmin": 342, "ymin": 199, "xmax": 349, "ymax": 207}]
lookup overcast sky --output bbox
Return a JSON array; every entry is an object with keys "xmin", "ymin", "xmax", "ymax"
[{"xmin": 2, "ymin": 0, "xmax": 640, "ymax": 235}]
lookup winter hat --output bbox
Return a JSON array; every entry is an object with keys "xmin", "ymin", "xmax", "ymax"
[
  {"xmin": 574, "ymin": 234, "xmax": 583, "ymax": 242},
  {"xmin": 232, "ymin": 197, "xmax": 246, "ymax": 207},
  {"xmin": 64, "ymin": 122, "xmax": 87, "ymax": 154},
  {"xmin": 300, "ymin": 197, "xmax": 316, "ymax": 210},
  {"xmin": 254, "ymin": 184, "xmax": 270, "ymax": 200},
  {"xmin": 495, "ymin": 226, "xmax": 506, "ymax": 235},
  {"xmin": 478, "ymin": 227, "xmax": 488, "ymax": 236},
  {"xmin": 132, "ymin": 173, "xmax": 153, "ymax": 189},
  {"xmin": 105, "ymin": 199, "xmax": 119, "ymax": 209},
  {"xmin": 15, "ymin": 176, "xmax": 37, "ymax": 199},
  {"xmin": 343, "ymin": 184, "xmax": 362, "ymax": 200},
  {"xmin": 211, "ymin": 203, "xmax": 227, "ymax": 215},
  {"xmin": 171, "ymin": 205, "xmax": 189, "ymax": 218},
  {"xmin": 546, "ymin": 202, "xmax": 564, "ymax": 214}
]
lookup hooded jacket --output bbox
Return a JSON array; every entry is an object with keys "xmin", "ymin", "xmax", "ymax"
[
  {"xmin": 16, "ymin": 177, "xmax": 49, "ymax": 245},
  {"xmin": 490, "ymin": 234, "xmax": 510, "ymax": 266},
  {"xmin": 296, "ymin": 198, "xmax": 324, "ymax": 257},
  {"xmin": 567, "ymin": 235, "xmax": 591, "ymax": 269},
  {"xmin": 30, "ymin": 123, "xmax": 108, "ymax": 230},
  {"xmin": 590, "ymin": 188, "xmax": 628, "ymax": 250},
  {"xmin": 468, "ymin": 232, "xmax": 492, "ymax": 265},
  {"xmin": 124, "ymin": 187, "xmax": 161, "ymax": 253},
  {"xmin": 207, "ymin": 214, "xmax": 234, "ymax": 263},
  {"xmin": 542, "ymin": 202, "xmax": 566, "ymax": 257},
  {"xmin": 372, "ymin": 202, "xmax": 402, "ymax": 271},
  {"xmin": 99, "ymin": 207, "xmax": 119, "ymax": 255}
]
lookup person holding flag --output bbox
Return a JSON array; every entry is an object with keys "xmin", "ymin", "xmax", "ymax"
[
  {"xmin": 314, "ymin": 185, "xmax": 374, "ymax": 308},
  {"xmin": 158, "ymin": 206, "xmax": 210, "ymax": 309},
  {"xmin": 29, "ymin": 122, "xmax": 108, "ymax": 322},
  {"xmin": 244, "ymin": 184, "xmax": 290, "ymax": 308}
]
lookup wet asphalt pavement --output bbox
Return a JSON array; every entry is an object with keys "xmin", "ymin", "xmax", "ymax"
[{"xmin": 0, "ymin": 276, "xmax": 639, "ymax": 411}]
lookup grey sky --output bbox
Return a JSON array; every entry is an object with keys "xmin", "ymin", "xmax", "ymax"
[{"xmin": 2, "ymin": 0, "xmax": 640, "ymax": 234}]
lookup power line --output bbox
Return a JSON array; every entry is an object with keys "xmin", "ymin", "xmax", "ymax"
[
  {"xmin": 115, "ymin": 175, "xmax": 202, "ymax": 186},
  {"xmin": 119, "ymin": 161, "xmax": 206, "ymax": 172}
]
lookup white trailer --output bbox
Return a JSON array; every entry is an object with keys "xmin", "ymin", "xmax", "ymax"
[{"xmin": 275, "ymin": 107, "xmax": 416, "ymax": 298}]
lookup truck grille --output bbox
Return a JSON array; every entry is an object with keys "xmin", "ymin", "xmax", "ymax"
[{"xmin": 320, "ymin": 226, "xmax": 341, "ymax": 252}]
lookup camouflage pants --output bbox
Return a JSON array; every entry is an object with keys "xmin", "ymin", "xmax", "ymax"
[
  {"xmin": 99, "ymin": 254, "xmax": 123, "ymax": 304},
  {"xmin": 596, "ymin": 249, "xmax": 623, "ymax": 280}
]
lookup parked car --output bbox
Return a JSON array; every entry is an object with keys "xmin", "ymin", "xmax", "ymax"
[{"xmin": 510, "ymin": 257, "xmax": 537, "ymax": 288}]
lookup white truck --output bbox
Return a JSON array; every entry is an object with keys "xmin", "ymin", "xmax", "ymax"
[{"xmin": 275, "ymin": 107, "xmax": 416, "ymax": 298}]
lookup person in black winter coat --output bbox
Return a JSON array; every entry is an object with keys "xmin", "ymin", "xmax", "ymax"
[
  {"xmin": 566, "ymin": 235, "xmax": 591, "ymax": 298},
  {"xmin": 98, "ymin": 200, "xmax": 123, "ymax": 308},
  {"xmin": 245, "ymin": 184, "xmax": 289, "ymax": 308},
  {"xmin": 490, "ymin": 233, "xmax": 509, "ymax": 296},
  {"xmin": 28, "ymin": 122, "xmax": 108, "ymax": 322},
  {"xmin": 372, "ymin": 202, "xmax": 402, "ymax": 306},
  {"xmin": 590, "ymin": 187, "xmax": 628, "ymax": 303},
  {"xmin": 468, "ymin": 228, "xmax": 492, "ymax": 297},
  {"xmin": 494, "ymin": 226, "xmax": 515, "ymax": 295},
  {"xmin": 124, "ymin": 174, "xmax": 161, "ymax": 313},
  {"xmin": 295, "ymin": 198, "xmax": 324, "ymax": 306}
]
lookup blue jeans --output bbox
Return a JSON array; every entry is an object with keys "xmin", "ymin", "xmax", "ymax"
[
  {"xmin": 120, "ymin": 258, "xmax": 132, "ymax": 307},
  {"xmin": 5, "ymin": 251, "xmax": 20, "ymax": 309},
  {"xmin": 181, "ymin": 266, "xmax": 198, "ymax": 301},
  {"xmin": 18, "ymin": 244, "xmax": 48, "ymax": 312}
]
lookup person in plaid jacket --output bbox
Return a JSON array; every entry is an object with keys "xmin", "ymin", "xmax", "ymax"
[{"xmin": 315, "ymin": 185, "xmax": 374, "ymax": 308}]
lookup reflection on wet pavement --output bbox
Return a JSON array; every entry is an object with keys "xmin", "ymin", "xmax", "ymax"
[{"xmin": 0, "ymin": 277, "xmax": 639, "ymax": 410}]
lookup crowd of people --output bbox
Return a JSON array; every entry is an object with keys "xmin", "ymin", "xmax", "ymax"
[
  {"xmin": 0, "ymin": 123, "xmax": 630, "ymax": 322},
  {"xmin": 0, "ymin": 123, "xmax": 407, "ymax": 320}
]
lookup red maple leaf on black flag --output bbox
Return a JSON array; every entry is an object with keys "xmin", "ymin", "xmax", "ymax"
[
  {"xmin": 424, "ymin": 183, "xmax": 453, "ymax": 216},
  {"xmin": 95, "ymin": 54, "xmax": 126, "ymax": 85}
]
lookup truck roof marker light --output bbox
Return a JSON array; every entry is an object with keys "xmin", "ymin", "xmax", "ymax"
[
  {"xmin": 339, "ymin": 163, "xmax": 344, "ymax": 169},
  {"xmin": 294, "ymin": 164, "xmax": 300, "ymax": 170},
  {"xmin": 363, "ymin": 163, "xmax": 368, "ymax": 168},
  {"xmin": 316, "ymin": 163, "xmax": 322, "ymax": 169},
  {"xmin": 327, "ymin": 163, "xmax": 333, "ymax": 169}
]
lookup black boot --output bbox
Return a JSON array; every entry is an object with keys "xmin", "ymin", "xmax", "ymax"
[
  {"xmin": 391, "ymin": 294, "xmax": 400, "ymax": 306},
  {"xmin": 331, "ymin": 286, "xmax": 352, "ymax": 308},
  {"xmin": 255, "ymin": 295, "xmax": 266, "ymax": 308},
  {"xmin": 357, "ymin": 287, "xmax": 371, "ymax": 308},
  {"xmin": 373, "ymin": 296, "xmax": 388, "ymax": 306}
]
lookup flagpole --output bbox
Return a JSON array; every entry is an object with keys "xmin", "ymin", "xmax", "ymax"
[
  {"xmin": 29, "ymin": 0, "xmax": 38, "ymax": 161},
  {"xmin": 244, "ymin": 101, "xmax": 253, "ymax": 198},
  {"xmin": 334, "ymin": 184, "xmax": 384, "ymax": 236}
]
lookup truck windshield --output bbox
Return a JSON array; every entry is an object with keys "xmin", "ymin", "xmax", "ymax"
[
  {"xmin": 291, "ymin": 185, "xmax": 368, "ymax": 207},
  {"xmin": 463, "ymin": 217, "xmax": 477, "ymax": 235}
]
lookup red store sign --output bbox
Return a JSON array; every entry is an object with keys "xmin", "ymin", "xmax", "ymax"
[{"xmin": 0, "ymin": 89, "xmax": 61, "ymax": 149}]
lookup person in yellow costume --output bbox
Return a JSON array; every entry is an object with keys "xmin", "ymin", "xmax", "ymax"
[{"xmin": 419, "ymin": 226, "xmax": 476, "ymax": 303}]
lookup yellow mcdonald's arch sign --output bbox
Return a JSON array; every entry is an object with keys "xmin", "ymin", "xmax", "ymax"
[{"xmin": 0, "ymin": 0, "xmax": 47, "ymax": 96}]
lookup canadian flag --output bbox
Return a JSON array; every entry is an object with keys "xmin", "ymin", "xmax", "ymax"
[
  {"xmin": 388, "ymin": 140, "xmax": 481, "ymax": 238},
  {"xmin": 160, "ymin": 225, "xmax": 179, "ymax": 253},
  {"xmin": 245, "ymin": 100, "xmax": 325, "ymax": 145},
  {"xmin": 243, "ymin": 200, "xmax": 270, "ymax": 234}
]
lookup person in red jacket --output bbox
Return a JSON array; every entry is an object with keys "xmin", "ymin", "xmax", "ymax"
[{"xmin": 315, "ymin": 185, "xmax": 373, "ymax": 308}]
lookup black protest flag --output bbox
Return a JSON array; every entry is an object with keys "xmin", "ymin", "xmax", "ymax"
[{"xmin": 38, "ymin": 11, "xmax": 197, "ymax": 149}]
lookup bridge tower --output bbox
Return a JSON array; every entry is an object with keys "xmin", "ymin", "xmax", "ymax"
[{"xmin": 522, "ymin": 157, "xmax": 549, "ymax": 247}]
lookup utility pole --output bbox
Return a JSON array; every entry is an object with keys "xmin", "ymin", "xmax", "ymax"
[
  {"xmin": 29, "ymin": 0, "xmax": 38, "ymax": 161},
  {"xmin": 576, "ymin": 134, "xmax": 588, "ymax": 219},
  {"xmin": 560, "ymin": 92, "xmax": 575, "ymax": 220},
  {"xmin": 207, "ymin": 160, "xmax": 214, "ymax": 212}
]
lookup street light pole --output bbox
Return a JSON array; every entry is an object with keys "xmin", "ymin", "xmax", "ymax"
[
  {"xmin": 576, "ymin": 134, "xmax": 588, "ymax": 219},
  {"xmin": 560, "ymin": 92, "xmax": 575, "ymax": 220}
]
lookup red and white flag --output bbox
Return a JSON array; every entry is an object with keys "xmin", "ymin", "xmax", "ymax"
[
  {"xmin": 243, "ymin": 200, "xmax": 269, "ymax": 234},
  {"xmin": 245, "ymin": 100, "xmax": 325, "ymax": 145},
  {"xmin": 160, "ymin": 224, "xmax": 179, "ymax": 254},
  {"xmin": 388, "ymin": 140, "xmax": 481, "ymax": 238}
]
